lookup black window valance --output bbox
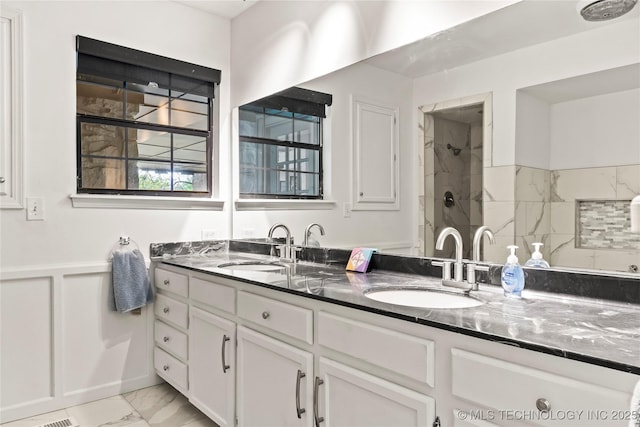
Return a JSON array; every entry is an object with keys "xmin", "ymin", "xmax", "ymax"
[
  {"xmin": 76, "ymin": 36, "xmax": 221, "ymax": 98},
  {"xmin": 247, "ymin": 87, "xmax": 333, "ymax": 118}
]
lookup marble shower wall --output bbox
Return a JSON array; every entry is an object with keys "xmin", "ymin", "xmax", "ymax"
[
  {"xmin": 515, "ymin": 166, "xmax": 551, "ymax": 263},
  {"xmin": 432, "ymin": 116, "xmax": 477, "ymax": 259},
  {"xmin": 549, "ymin": 164, "xmax": 640, "ymax": 272}
]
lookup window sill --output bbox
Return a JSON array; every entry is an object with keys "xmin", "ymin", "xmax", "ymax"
[
  {"xmin": 235, "ymin": 199, "xmax": 337, "ymax": 211},
  {"xmin": 70, "ymin": 194, "xmax": 225, "ymax": 210}
]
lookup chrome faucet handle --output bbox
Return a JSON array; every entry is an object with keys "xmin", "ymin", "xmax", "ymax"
[
  {"xmin": 466, "ymin": 261, "xmax": 490, "ymax": 290},
  {"xmin": 291, "ymin": 246, "xmax": 303, "ymax": 263},
  {"xmin": 432, "ymin": 260, "xmax": 453, "ymax": 281}
]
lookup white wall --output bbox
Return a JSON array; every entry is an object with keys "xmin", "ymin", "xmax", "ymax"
[
  {"xmin": 232, "ymin": 62, "xmax": 416, "ymax": 251},
  {"xmin": 515, "ymin": 91, "xmax": 551, "ymax": 170},
  {"xmin": 413, "ymin": 17, "xmax": 640, "ymax": 167},
  {"xmin": 230, "ymin": 0, "xmax": 518, "ymax": 107},
  {"xmin": 0, "ymin": 1, "xmax": 230, "ymax": 422},
  {"xmin": 550, "ymin": 88, "xmax": 640, "ymax": 170}
]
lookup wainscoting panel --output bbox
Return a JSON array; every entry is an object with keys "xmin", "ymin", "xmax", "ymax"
[{"xmin": 0, "ymin": 263, "xmax": 159, "ymax": 424}]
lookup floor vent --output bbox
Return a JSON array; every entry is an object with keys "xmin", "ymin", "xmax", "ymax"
[{"xmin": 36, "ymin": 417, "xmax": 79, "ymax": 427}]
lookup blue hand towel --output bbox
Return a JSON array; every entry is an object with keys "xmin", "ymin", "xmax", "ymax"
[{"xmin": 112, "ymin": 248, "xmax": 153, "ymax": 313}]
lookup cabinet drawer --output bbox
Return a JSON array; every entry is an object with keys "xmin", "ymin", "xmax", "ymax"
[
  {"xmin": 155, "ymin": 267, "xmax": 188, "ymax": 298},
  {"xmin": 451, "ymin": 348, "xmax": 631, "ymax": 426},
  {"xmin": 154, "ymin": 347, "xmax": 188, "ymax": 392},
  {"xmin": 318, "ymin": 311, "xmax": 435, "ymax": 387},
  {"xmin": 190, "ymin": 276, "xmax": 236, "ymax": 314},
  {"xmin": 237, "ymin": 291, "xmax": 313, "ymax": 345},
  {"xmin": 154, "ymin": 320, "xmax": 187, "ymax": 360},
  {"xmin": 155, "ymin": 293, "xmax": 188, "ymax": 329}
]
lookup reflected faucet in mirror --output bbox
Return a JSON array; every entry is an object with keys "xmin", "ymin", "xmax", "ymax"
[
  {"xmin": 303, "ymin": 223, "xmax": 325, "ymax": 247},
  {"xmin": 472, "ymin": 226, "xmax": 495, "ymax": 262}
]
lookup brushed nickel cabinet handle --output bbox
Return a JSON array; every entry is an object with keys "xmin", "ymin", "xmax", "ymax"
[
  {"xmin": 162, "ymin": 364, "xmax": 169, "ymax": 371},
  {"xmin": 163, "ymin": 336, "xmax": 170, "ymax": 342},
  {"xmin": 221, "ymin": 335, "xmax": 231, "ymax": 373},
  {"xmin": 296, "ymin": 370, "xmax": 306, "ymax": 418},
  {"xmin": 262, "ymin": 311, "xmax": 270, "ymax": 319},
  {"xmin": 536, "ymin": 398, "xmax": 551, "ymax": 412},
  {"xmin": 163, "ymin": 306, "xmax": 170, "ymax": 314},
  {"xmin": 163, "ymin": 279, "xmax": 170, "ymax": 285},
  {"xmin": 0, "ymin": 177, "xmax": 5, "ymax": 183},
  {"xmin": 313, "ymin": 376, "xmax": 324, "ymax": 426}
]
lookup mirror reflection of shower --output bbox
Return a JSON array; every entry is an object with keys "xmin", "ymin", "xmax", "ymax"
[{"xmin": 426, "ymin": 103, "xmax": 484, "ymax": 259}]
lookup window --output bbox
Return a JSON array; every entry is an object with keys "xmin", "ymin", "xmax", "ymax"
[
  {"xmin": 76, "ymin": 36, "xmax": 220, "ymax": 197},
  {"xmin": 238, "ymin": 87, "xmax": 332, "ymax": 199}
]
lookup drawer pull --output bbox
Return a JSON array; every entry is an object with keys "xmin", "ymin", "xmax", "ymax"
[
  {"xmin": 162, "ymin": 364, "xmax": 169, "ymax": 371},
  {"xmin": 313, "ymin": 376, "xmax": 324, "ymax": 426},
  {"xmin": 222, "ymin": 335, "xmax": 231, "ymax": 373},
  {"xmin": 163, "ymin": 336, "xmax": 170, "ymax": 342},
  {"xmin": 536, "ymin": 398, "xmax": 551, "ymax": 412},
  {"xmin": 163, "ymin": 279, "xmax": 170, "ymax": 286},
  {"xmin": 163, "ymin": 306, "xmax": 170, "ymax": 314},
  {"xmin": 262, "ymin": 311, "xmax": 270, "ymax": 320},
  {"xmin": 296, "ymin": 370, "xmax": 306, "ymax": 418}
]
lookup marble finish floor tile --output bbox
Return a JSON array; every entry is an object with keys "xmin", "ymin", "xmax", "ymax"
[
  {"xmin": 1, "ymin": 383, "xmax": 216, "ymax": 427},
  {"xmin": 124, "ymin": 384, "xmax": 217, "ymax": 427}
]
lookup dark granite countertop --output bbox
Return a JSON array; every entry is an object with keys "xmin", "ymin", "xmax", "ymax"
[{"xmin": 152, "ymin": 242, "xmax": 640, "ymax": 375}]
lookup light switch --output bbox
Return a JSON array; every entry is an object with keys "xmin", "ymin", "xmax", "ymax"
[{"xmin": 26, "ymin": 197, "xmax": 44, "ymax": 221}]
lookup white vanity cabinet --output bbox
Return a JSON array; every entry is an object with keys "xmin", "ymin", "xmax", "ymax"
[
  {"xmin": 189, "ymin": 307, "xmax": 235, "ymax": 427},
  {"xmin": 316, "ymin": 357, "xmax": 435, "ymax": 427},
  {"xmin": 152, "ymin": 263, "xmax": 639, "ymax": 427},
  {"xmin": 236, "ymin": 325, "xmax": 314, "ymax": 427},
  {"xmin": 188, "ymin": 275, "xmax": 237, "ymax": 427},
  {"xmin": 153, "ymin": 267, "xmax": 189, "ymax": 394},
  {"xmin": 450, "ymin": 348, "xmax": 635, "ymax": 427}
]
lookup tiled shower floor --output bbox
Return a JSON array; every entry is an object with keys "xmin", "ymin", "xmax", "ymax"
[{"xmin": 1, "ymin": 383, "xmax": 218, "ymax": 427}]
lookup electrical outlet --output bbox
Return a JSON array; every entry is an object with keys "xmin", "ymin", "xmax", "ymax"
[
  {"xmin": 343, "ymin": 203, "xmax": 352, "ymax": 218},
  {"xmin": 201, "ymin": 229, "xmax": 217, "ymax": 240},
  {"xmin": 26, "ymin": 198, "xmax": 44, "ymax": 221}
]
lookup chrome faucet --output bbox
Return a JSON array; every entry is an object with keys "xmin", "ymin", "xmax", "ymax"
[
  {"xmin": 435, "ymin": 227, "xmax": 464, "ymax": 283},
  {"xmin": 467, "ymin": 226, "xmax": 496, "ymax": 288},
  {"xmin": 267, "ymin": 223, "xmax": 294, "ymax": 262},
  {"xmin": 303, "ymin": 223, "xmax": 325, "ymax": 246}
]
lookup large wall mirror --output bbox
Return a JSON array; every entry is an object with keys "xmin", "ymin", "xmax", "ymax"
[{"xmin": 233, "ymin": 1, "xmax": 640, "ymax": 276}]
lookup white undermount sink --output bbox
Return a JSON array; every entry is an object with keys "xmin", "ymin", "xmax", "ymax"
[
  {"xmin": 217, "ymin": 261, "xmax": 288, "ymax": 272},
  {"xmin": 365, "ymin": 289, "xmax": 484, "ymax": 309}
]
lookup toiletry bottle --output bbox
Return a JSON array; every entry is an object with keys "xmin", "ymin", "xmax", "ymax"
[
  {"xmin": 501, "ymin": 245, "xmax": 525, "ymax": 298},
  {"xmin": 525, "ymin": 242, "xmax": 550, "ymax": 268}
]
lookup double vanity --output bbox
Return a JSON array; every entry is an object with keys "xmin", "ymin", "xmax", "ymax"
[{"xmin": 150, "ymin": 239, "xmax": 639, "ymax": 427}]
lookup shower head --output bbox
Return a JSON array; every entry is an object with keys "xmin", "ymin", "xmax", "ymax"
[{"xmin": 579, "ymin": 0, "xmax": 638, "ymax": 21}]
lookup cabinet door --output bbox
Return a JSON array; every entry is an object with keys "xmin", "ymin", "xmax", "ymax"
[
  {"xmin": 237, "ymin": 325, "xmax": 313, "ymax": 427},
  {"xmin": 189, "ymin": 307, "xmax": 235, "ymax": 427},
  {"xmin": 317, "ymin": 357, "xmax": 435, "ymax": 427}
]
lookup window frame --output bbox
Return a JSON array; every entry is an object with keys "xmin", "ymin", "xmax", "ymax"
[
  {"xmin": 75, "ymin": 36, "xmax": 219, "ymax": 198},
  {"xmin": 238, "ymin": 88, "xmax": 331, "ymax": 200}
]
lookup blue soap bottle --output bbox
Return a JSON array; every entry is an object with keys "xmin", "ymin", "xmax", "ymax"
[{"xmin": 501, "ymin": 245, "xmax": 525, "ymax": 298}]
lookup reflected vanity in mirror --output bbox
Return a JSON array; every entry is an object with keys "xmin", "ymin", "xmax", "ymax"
[{"xmin": 233, "ymin": 1, "xmax": 640, "ymax": 277}]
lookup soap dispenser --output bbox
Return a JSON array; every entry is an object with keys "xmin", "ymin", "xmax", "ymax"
[
  {"xmin": 525, "ymin": 243, "xmax": 550, "ymax": 268},
  {"xmin": 501, "ymin": 245, "xmax": 525, "ymax": 298}
]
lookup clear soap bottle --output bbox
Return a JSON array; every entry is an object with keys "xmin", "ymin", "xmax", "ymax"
[
  {"xmin": 501, "ymin": 245, "xmax": 525, "ymax": 298},
  {"xmin": 525, "ymin": 242, "xmax": 550, "ymax": 268}
]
